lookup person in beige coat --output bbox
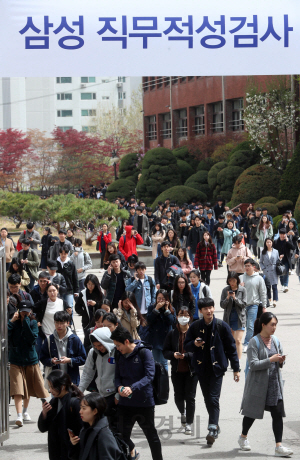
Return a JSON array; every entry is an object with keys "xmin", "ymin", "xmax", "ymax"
[
  {"xmin": 113, "ymin": 291, "xmax": 143, "ymax": 340},
  {"xmin": 1, "ymin": 227, "xmax": 15, "ymax": 270},
  {"xmin": 226, "ymin": 234, "xmax": 253, "ymax": 275},
  {"xmin": 151, "ymin": 222, "xmax": 166, "ymax": 260}
]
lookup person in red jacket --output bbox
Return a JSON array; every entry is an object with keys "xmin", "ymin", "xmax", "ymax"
[
  {"xmin": 97, "ymin": 224, "xmax": 112, "ymax": 268},
  {"xmin": 194, "ymin": 231, "xmax": 218, "ymax": 286},
  {"xmin": 118, "ymin": 225, "xmax": 144, "ymax": 261}
]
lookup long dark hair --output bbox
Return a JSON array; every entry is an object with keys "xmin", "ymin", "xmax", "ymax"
[
  {"xmin": 173, "ymin": 275, "xmax": 194, "ymax": 305},
  {"xmin": 104, "ymin": 242, "xmax": 118, "ymax": 263},
  {"xmin": 262, "ymin": 237, "xmax": 273, "ymax": 255},
  {"xmin": 81, "ymin": 393, "xmax": 107, "ymax": 426},
  {"xmin": 84, "ymin": 274, "xmax": 103, "ymax": 301},
  {"xmin": 155, "ymin": 289, "xmax": 175, "ymax": 314},
  {"xmin": 259, "ymin": 216, "xmax": 271, "ymax": 230},
  {"xmin": 177, "ymin": 247, "xmax": 189, "ymax": 264},
  {"xmin": 120, "ymin": 291, "xmax": 146, "ymax": 326},
  {"xmin": 44, "ymin": 226, "xmax": 52, "ymax": 235},
  {"xmin": 198, "ymin": 231, "xmax": 213, "ymax": 247},
  {"xmin": 152, "ymin": 222, "xmax": 164, "ymax": 235},
  {"xmin": 47, "ymin": 370, "xmax": 83, "ymax": 399},
  {"xmin": 8, "ymin": 257, "xmax": 24, "ymax": 275},
  {"xmin": 255, "ymin": 312, "xmax": 278, "ymax": 335},
  {"xmin": 165, "ymin": 228, "xmax": 178, "ymax": 247}
]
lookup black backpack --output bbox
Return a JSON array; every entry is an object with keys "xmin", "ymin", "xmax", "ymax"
[{"xmin": 95, "ymin": 426, "xmax": 131, "ymax": 460}]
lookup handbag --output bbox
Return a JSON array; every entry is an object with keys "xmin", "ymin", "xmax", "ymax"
[
  {"xmin": 276, "ymin": 260, "xmax": 286, "ymax": 276},
  {"xmin": 44, "ymin": 336, "xmax": 53, "ymax": 391}
]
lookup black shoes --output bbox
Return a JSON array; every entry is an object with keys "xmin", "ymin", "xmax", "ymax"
[{"xmin": 206, "ymin": 426, "xmax": 221, "ymax": 446}]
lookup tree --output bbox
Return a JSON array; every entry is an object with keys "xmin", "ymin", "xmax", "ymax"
[
  {"xmin": 228, "ymin": 150, "xmax": 257, "ymax": 169},
  {"xmin": 185, "ymin": 171, "xmax": 210, "ymax": 197},
  {"xmin": 197, "ymin": 158, "xmax": 215, "ymax": 171},
  {"xmin": 214, "ymin": 166, "xmax": 244, "ymax": 200},
  {"xmin": 207, "ymin": 162, "xmax": 227, "ymax": 190},
  {"xmin": 276, "ymin": 200, "xmax": 294, "ymax": 214},
  {"xmin": 180, "ymin": 132, "xmax": 245, "ymax": 160},
  {"xmin": 294, "ymin": 193, "xmax": 300, "ymax": 223},
  {"xmin": 136, "ymin": 148, "xmax": 181, "ymax": 204},
  {"xmin": 118, "ymin": 152, "xmax": 140, "ymax": 183},
  {"xmin": 231, "ymin": 165, "xmax": 281, "ymax": 206},
  {"xmin": 0, "ymin": 129, "xmax": 32, "ymax": 190},
  {"xmin": 106, "ymin": 179, "xmax": 136, "ymax": 202},
  {"xmin": 172, "ymin": 146, "xmax": 198, "ymax": 170},
  {"xmin": 177, "ymin": 160, "xmax": 194, "ymax": 184},
  {"xmin": 279, "ymin": 142, "xmax": 300, "ymax": 204},
  {"xmin": 152, "ymin": 186, "xmax": 207, "ymax": 209},
  {"xmin": 256, "ymin": 197, "xmax": 279, "ymax": 205},
  {"xmin": 0, "ymin": 192, "xmax": 40, "ymax": 227}
]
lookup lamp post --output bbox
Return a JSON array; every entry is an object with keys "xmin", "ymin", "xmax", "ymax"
[{"xmin": 111, "ymin": 149, "xmax": 118, "ymax": 181}]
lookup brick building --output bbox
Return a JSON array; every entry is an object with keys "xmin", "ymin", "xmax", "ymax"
[{"xmin": 142, "ymin": 75, "xmax": 279, "ymax": 150}]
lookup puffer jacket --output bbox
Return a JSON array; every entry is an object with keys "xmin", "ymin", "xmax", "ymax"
[{"xmin": 226, "ymin": 243, "xmax": 253, "ymax": 273}]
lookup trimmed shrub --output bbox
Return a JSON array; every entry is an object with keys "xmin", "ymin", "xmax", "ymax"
[
  {"xmin": 279, "ymin": 141, "xmax": 300, "ymax": 204},
  {"xmin": 211, "ymin": 142, "xmax": 236, "ymax": 163},
  {"xmin": 231, "ymin": 165, "xmax": 281, "ymax": 206},
  {"xmin": 228, "ymin": 141, "xmax": 261, "ymax": 163},
  {"xmin": 173, "ymin": 146, "xmax": 198, "ymax": 170},
  {"xmin": 118, "ymin": 152, "xmax": 139, "ymax": 183},
  {"xmin": 152, "ymin": 186, "xmax": 207, "ymax": 209},
  {"xmin": 273, "ymin": 215, "xmax": 283, "ymax": 233},
  {"xmin": 254, "ymin": 203, "xmax": 279, "ymax": 217},
  {"xmin": 256, "ymin": 196, "xmax": 279, "ymax": 205},
  {"xmin": 177, "ymin": 159, "xmax": 194, "ymax": 184},
  {"xmin": 185, "ymin": 171, "xmax": 210, "ymax": 197},
  {"xmin": 228, "ymin": 150, "xmax": 256, "ymax": 169},
  {"xmin": 197, "ymin": 157, "xmax": 215, "ymax": 172},
  {"xmin": 276, "ymin": 200, "xmax": 294, "ymax": 214},
  {"xmin": 216, "ymin": 166, "xmax": 244, "ymax": 193},
  {"xmin": 207, "ymin": 161, "xmax": 227, "ymax": 189},
  {"xmin": 136, "ymin": 148, "xmax": 181, "ymax": 204},
  {"xmin": 218, "ymin": 191, "xmax": 232, "ymax": 202},
  {"xmin": 294, "ymin": 193, "xmax": 300, "ymax": 223},
  {"xmin": 106, "ymin": 179, "xmax": 136, "ymax": 202}
]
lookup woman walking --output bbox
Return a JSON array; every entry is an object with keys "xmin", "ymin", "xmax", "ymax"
[
  {"xmin": 238, "ymin": 312, "xmax": 293, "ymax": 457},
  {"xmin": 189, "ymin": 269, "xmax": 212, "ymax": 320},
  {"xmin": 97, "ymin": 224, "xmax": 112, "ymax": 268},
  {"xmin": 171, "ymin": 275, "xmax": 195, "ymax": 316},
  {"xmin": 103, "ymin": 242, "xmax": 126, "ymax": 271},
  {"xmin": 194, "ymin": 232, "xmax": 218, "ymax": 286},
  {"xmin": 222, "ymin": 220, "xmax": 240, "ymax": 260},
  {"xmin": 165, "ymin": 229, "xmax": 181, "ymax": 257},
  {"xmin": 151, "ymin": 222, "xmax": 166, "ymax": 261},
  {"xmin": 260, "ymin": 238, "xmax": 279, "ymax": 308},
  {"xmin": 256, "ymin": 216, "xmax": 273, "ymax": 250},
  {"xmin": 113, "ymin": 291, "xmax": 144, "ymax": 339},
  {"xmin": 41, "ymin": 227, "xmax": 53, "ymax": 269},
  {"xmin": 6, "ymin": 257, "xmax": 30, "ymax": 291},
  {"xmin": 177, "ymin": 248, "xmax": 193, "ymax": 278},
  {"xmin": 226, "ymin": 234, "xmax": 253, "ymax": 276}
]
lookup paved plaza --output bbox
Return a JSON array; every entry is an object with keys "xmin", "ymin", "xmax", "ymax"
[{"xmin": 1, "ymin": 266, "xmax": 300, "ymax": 460}]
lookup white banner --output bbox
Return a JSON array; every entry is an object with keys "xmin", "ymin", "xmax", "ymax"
[{"xmin": 0, "ymin": 0, "xmax": 299, "ymax": 76}]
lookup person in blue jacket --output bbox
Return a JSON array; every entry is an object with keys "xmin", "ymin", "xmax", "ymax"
[
  {"xmin": 40, "ymin": 310, "xmax": 86, "ymax": 385},
  {"xmin": 184, "ymin": 297, "xmax": 240, "ymax": 447},
  {"xmin": 111, "ymin": 326, "xmax": 163, "ymax": 460}
]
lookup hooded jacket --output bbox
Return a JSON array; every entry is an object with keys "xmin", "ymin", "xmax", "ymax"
[
  {"xmin": 78, "ymin": 327, "xmax": 117, "ymax": 398},
  {"xmin": 70, "ymin": 248, "xmax": 92, "ymax": 281},
  {"xmin": 8, "ymin": 316, "xmax": 39, "ymax": 366},
  {"xmin": 57, "ymin": 256, "xmax": 79, "ymax": 295},
  {"xmin": 118, "ymin": 225, "xmax": 144, "ymax": 261},
  {"xmin": 40, "ymin": 327, "xmax": 86, "ymax": 385},
  {"xmin": 226, "ymin": 243, "xmax": 253, "ymax": 273}
]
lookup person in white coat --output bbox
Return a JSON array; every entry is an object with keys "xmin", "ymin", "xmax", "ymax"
[{"xmin": 260, "ymin": 238, "xmax": 279, "ymax": 308}]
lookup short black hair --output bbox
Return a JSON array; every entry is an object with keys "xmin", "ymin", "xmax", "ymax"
[
  {"xmin": 261, "ymin": 207, "xmax": 268, "ymax": 212},
  {"xmin": 109, "ymin": 254, "xmax": 121, "ymax": 262},
  {"xmin": 256, "ymin": 207, "xmax": 262, "ymax": 212},
  {"xmin": 136, "ymin": 206, "xmax": 143, "ymax": 212},
  {"xmin": 198, "ymin": 297, "xmax": 215, "ymax": 310},
  {"xmin": 8, "ymin": 273, "xmax": 21, "ymax": 285},
  {"xmin": 94, "ymin": 309, "xmax": 107, "ymax": 321},
  {"xmin": 135, "ymin": 261, "xmax": 146, "ymax": 270},
  {"xmin": 111, "ymin": 326, "xmax": 134, "ymax": 343},
  {"xmin": 59, "ymin": 244, "xmax": 70, "ymax": 254},
  {"xmin": 102, "ymin": 298, "xmax": 112, "ymax": 308},
  {"xmin": 74, "ymin": 238, "xmax": 82, "ymax": 246},
  {"xmin": 232, "ymin": 234, "xmax": 243, "ymax": 244},
  {"xmin": 227, "ymin": 271, "xmax": 241, "ymax": 286},
  {"xmin": 1, "ymin": 227, "xmax": 8, "ymax": 232},
  {"xmin": 161, "ymin": 215, "xmax": 168, "ymax": 220},
  {"xmin": 244, "ymin": 258, "xmax": 256, "ymax": 266},
  {"xmin": 59, "ymin": 229, "xmax": 67, "ymax": 235},
  {"xmin": 47, "ymin": 260, "xmax": 58, "ymax": 270},
  {"xmin": 26, "ymin": 222, "xmax": 34, "ymax": 229},
  {"xmin": 82, "ymin": 393, "xmax": 107, "ymax": 425},
  {"xmin": 103, "ymin": 312, "xmax": 118, "ymax": 325},
  {"xmin": 127, "ymin": 254, "xmax": 138, "ymax": 265},
  {"xmin": 54, "ymin": 311, "xmax": 71, "ymax": 323},
  {"xmin": 39, "ymin": 271, "xmax": 50, "ymax": 280},
  {"xmin": 161, "ymin": 240, "xmax": 170, "ymax": 248},
  {"xmin": 279, "ymin": 228, "xmax": 287, "ymax": 234},
  {"xmin": 22, "ymin": 239, "xmax": 31, "ymax": 246}
]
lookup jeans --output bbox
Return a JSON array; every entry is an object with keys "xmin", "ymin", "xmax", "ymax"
[
  {"xmin": 35, "ymin": 335, "xmax": 45, "ymax": 359},
  {"xmin": 28, "ymin": 273, "xmax": 36, "ymax": 291},
  {"xmin": 152, "ymin": 348, "xmax": 168, "ymax": 371},
  {"xmin": 188, "ymin": 250, "xmax": 195, "ymax": 265},
  {"xmin": 117, "ymin": 405, "xmax": 163, "ymax": 460},
  {"xmin": 40, "ymin": 254, "xmax": 48, "ymax": 269},
  {"xmin": 79, "ymin": 279, "xmax": 85, "ymax": 291},
  {"xmin": 244, "ymin": 304, "xmax": 258, "ymax": 346},
  {"xmin": 272, "ymin": 284, "xmax": 278, "ymax": 301},
  {"xmin": 6, "ymin": 262, "xmax": 11, "ymax": 271},
  {"xmin": 279, "ymin": 261, "xmax": 290, "ymax": 287},
  {"xmin": 216, "ymin": 239, "xmax": 224, "ymax": 262},
  {"xmin": 171, "ymin": 372, "xmax": 198, "ymax": 424},
  {"xmin": 198, "ymin": 371, "xmax": 223, "ymax": 429},
  {"xmin": 63, "ymin": 293, "xmax": 74, "ymax": 309}
]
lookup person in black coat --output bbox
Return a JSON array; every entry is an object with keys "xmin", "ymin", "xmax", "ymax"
[
  {"xmin": 57, "ymin": 245, "xmax": 80, "ymax": 308},
  {"xmin": 154, "ymin": 241, "xmax": 181, "ymax": 292},
  {"xmin": 163, "ymin": 306, "xmax": 198, "ymax": 434},
  {"xmin": 171, "ymin": 275, "xmax": 195, "ymax": 316},
  {"xmin": 273, "ymin": 228, "xmax": 295, "ymax": 292},
  {"xmin": 38, "ymin": 370, "xmax": 83, "ymax": 460},
  {"xmin": 69, "ymin": 393, "xmax": 122, "ymax": 460},
  {"xmin": 186, "ymin": 216, "xmax": 208, "ymax": 264},
  {"xmin": 41, "ymin": 227, "xmax": 53, "ymax": 269}
]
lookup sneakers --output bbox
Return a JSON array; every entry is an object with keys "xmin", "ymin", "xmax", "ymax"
[
  {"xmin": 273, "ymin": 301, "xmax": 277, "ymax": 308},
  {"xmin": 15, "ymin": 415, "xmax": 23, "ymax": 427},
  {"xmin": 238, "ymin": 435, "xmax": 251, "ymax": 451},
  {"xmin": 290, "ymin": 270, "xmax": 294, "ymax": 275},
  {"xmin": 23, "ymin": 411, "xmax": 31, "ymax": 421},
  {"xmin": 243, "ymin": 345, "xmax": 248, "ymax": 353},
  {"xmin": 206, "ymin": 426, "xmax": 220, "ymax": 446},
  {"xmin": 218, "ymin": 262, "xmax": 223, "ymax": 268},
  {"xmin": 289, "ymin": 270, "xmax": 292, "ymax": 275},
  {"xmin": 283, "ymin": 287, "xmax": 289, "ymax": 293},
  {"xmin": 185, "ymin": 424, "xmax": 192, "ymax": 435},
  {"xmin": 181, "ymin": 413, "xmax": 186, "ymax": 427},
  {"xmin": 275, "ymin": 445, "xmax": 293, "ymax": 457}
]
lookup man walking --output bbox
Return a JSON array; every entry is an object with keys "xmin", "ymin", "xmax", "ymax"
[
  {"xmin": 154, "ymin": 241, "xmax": 180, "ymax": 292},
  {"xmin": 50, "ymin": 229, "xmax": 73, "ymax": 261},
  {"xmin": 133, "ymin": 206, "xmax": 149, "ymax": 243},
  {"xmin": 273, "ymin": 229, "xmax": 295, "ymax": 293},
  {"xmin": 17, "ymin": 239, "xmax": 39, "ymax": 290},
  {"xmin": 19, "ymin": 222, "xmax": 41, "ymax": 251},
  {"xmin": 187, "ymin": 216, "xmax": 208, "ymax": 264},
  {"xmin": 0, "ymin": 227, "xmax": 15, "ymax": 270}
]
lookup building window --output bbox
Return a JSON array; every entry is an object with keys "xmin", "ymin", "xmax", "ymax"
[
  {"xmin": 118, "ymin": 92, "xmax": 126, "ymax": 100},
  {"xmin": 212, "ymin": 102, "xmax": 223, "ymax": 133},
  {"xmin": 118, "ymin": 77, "xmax": 126, "ymax": 83},
  {"xmin": 82, "ymin": 126, "xmax": 97, "ymax": 133},
  {"xmin": 147, "ymin": 116, "xmax": 157, "ymax": 140},
  {"xmin": 177, "ymin": 109, "xmax": 188, "ymax": 137},
  {"xmin": 164, "ymin": 77, "xmax": 170, "ymax": 87},
  {"xmin": 81, "ymin": 109, "xmax": 96, "ymax": 116},
  {"xmin": 194, "ymin": 105, "xmax": 205, "ymax": 135},
  {"xmin": 157, "ymin": 77, "xmax": 163, "ymax": 88},
  {"xmin": 58, "ymin": 126, "xmax": 73, "ymax": 132},
  {"xmin": 149, "ymin": 77, "xmax": 156, "ymax": 90},
  {"xmin": 57, "ymin": 110, "xmax": 73, "ymax": 117},
  {"xmin": 57, "ymin": 93, "xmax": 72, "ymax": 100},
  {"xmin": 143, "ymin": 77, "xmax": 149, "ymax": 92},
  {"xmin": 172, "ymin": 77, "xmax": 178, "ymax": 84},
  {"xmin": 81, "ymin": 93, "xmax": 96, "ymax": 100},
  {"xmin": 162, "ymin": 113, "xmax": 171, "ymax": 139},
  {"xmin": 81, "ymin": 77, "xmax": 96, "ymax": 83},
  {"xmin": 188, "ymin": 76, "xmax": 195, "ymax": 81},
  {"xmin": 56, "ymin": 77, "xmax": 72, "ymax": 84},
  {"xmin": 102, "ymin": 96, "xmax": 110, "ymax": 100},
  {"xmin": 231, "ymin": 98, "xmax": 244, "ymax": 131},
  {"xmin": 180, "ymin": 77, "xmax": 186, "ymax": 83}
]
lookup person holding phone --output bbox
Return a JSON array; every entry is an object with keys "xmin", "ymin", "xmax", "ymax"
[
  {"xmin": 239, "ymin": 313, "xmax": 292, "ymax": 457},
  {"xmin": 226, "ymin": 234, "xmax": 253, "ymax": 276},
  {"xmin": 163, "ymin": 306, "xmax": 198, "ymax": 435},
  {"xmin": 118, "ymin": 225, "xmax": 144, "ymax": 261}
]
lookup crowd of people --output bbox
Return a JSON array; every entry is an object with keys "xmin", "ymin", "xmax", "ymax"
[{"xmin": 3, "ymin": 195, "xmax": 297, "ymax": 459}]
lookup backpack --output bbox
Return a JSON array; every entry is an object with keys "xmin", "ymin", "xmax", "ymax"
[
  {"xmin": 95, "ymin": 428, "xmax": 131, "ymax": 460},
  {"xmin": 16, "ymin": 230, "xmax": 26, "ymax": 251},
  {"xmin": 166, "ymin": 264, "xmax": 184, "ymax": 288},
  {"xmin": 244, "ymin": 335, "xmax": 279, "ymax": 379}
]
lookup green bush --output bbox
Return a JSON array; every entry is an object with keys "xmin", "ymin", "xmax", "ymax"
[
  {"xmin": 218, "ymin": 191, "xmax": 233, "ymax": 202},
  {"xmin": 207, "ymin": 161, "xmax": 227, "ymax": 189},
  {"xmin": 216, "ymin": 166, "xmax": 244, "ymax": 192},
  {"xmin": 118, "ymin": 152, "xmax": 139, "ymax": 183},
  {"xmin": 197, "ymin": 158, "xmax": 215, "ymax": 171},
  {"xmin": 172, "ymin": 146, "xmax": 198, "ymax": 170},
  {"xmin": 152, "ymin": 186, "xmax": 207, "ymax": 209},
  {"xmin": 256, "ymin": 196, "xmax": 279, "ymax": 205},
  {"xmin": 273, "ymin": 215, "xmax": 283, "ymax": 232},
  {"xmin": 136, "ymin": 148, "xmax": 181, "ymax": 204},
  {"xmin": 228, "ymin": 141, "xmax": 261, "ymax": 163},
  {"xmin": 185, "ymin": 171, "xmax": 210, "ymax": 197},
  {"xmin": 106, "ymin": 179, "xmax": 136, "ymax": 202},
  {"xmin": 228, "ymin": 150, "xmax": 256, "ymax": 169},
  {"xmin": 294, "ymin": 193, "xmax": 300, "ymax": 223},
  {"xmin": 276, "ymin": 200, "xmax": 294, "ymax": 214},
  {"xmin": 279, "ymin": 142, "xmax": 300, "ymax": 204},
  {"xmin": 177, "ymin": 160, "xmax": 194, "ymax": 184},
  {"xmin": 231, "ymin": 165, "xmax": 281, "ymax": 206},
  {"xmin": 211, "ymin": 142, "xmax": 236, "ymax": 163},
  {"xmin": 254, "ymin": 203, "xmax": 279, "ymax": 217}
]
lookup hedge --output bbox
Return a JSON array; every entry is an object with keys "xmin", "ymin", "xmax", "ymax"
[
  {"xmin": 216, "ymin": 166, "xmax": 244, "ymax": 192},
  {"xmin": 207, "ymin": 161, "xmax": 227, "ymax": 189},
  {"xmin": 228, "ymin": 141, "xmax": 261, "ymax": 163},
  {"xmin": 106, "ymin": 178, "xmax": 136, "ymax": 201},
  {"xmin": 172, "ymin": 146, "xmax": 198, "ymax": 170},
  {"xmin": 177, "ymin": 159, "xmax": 194, "ymax": 184},
  {"xmin": 294, "ymin": 193, "xmax": 300, "ymax": 223},
  {"xmin": 228, "ymin": 150, "xmax": 256, "ymax": 169},
  {"xmin": 231, "ymin": 165, "xmax": 281, "ymax": 206},
  {"xmin": 118, "ymin": 152, "xmax": 139, "ymax": 183},
  {"xmin": 152, "ymin": 186, "xmax": 207, "ymax": 209},
  {"xmin": 254, "ymin": 202, "xmax": 279, "ymax": 217},
  {"xmin": 276, "ymin": 200, "xmax": 294, "ymax": 214},
  {"xmin": 136, "ymin": 148, "xmax": 181, "ymax": 204},
  {"xmin": 185, "ymin": 170, "xmax": 208, "ymax": 187},
  {"xmin": 279, "ymin": 141, "xmax": 300, "ymax": 204},
  {"xmin": 273, "ymin": 215, "xmax": 283, "ymax": 232},
  {"xmin": 197, "ymin": 157, "xmax": 215, "ymax": 172},
  {"xmin": 256, "ymin": 196, "xmax": 279, "ymax": 205}
]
